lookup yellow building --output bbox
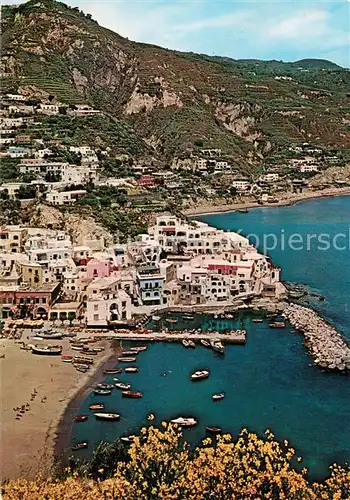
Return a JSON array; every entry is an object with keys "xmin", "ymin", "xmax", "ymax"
[
  {"xmin": 20, "ymin": 262, "xmax": 43, "ymax": 286},
  {"xmin": 0, "ymin": 226, "xmax": 27, "ymax": 253}
]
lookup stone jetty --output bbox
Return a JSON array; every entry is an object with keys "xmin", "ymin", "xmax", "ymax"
[{"xmin": 284, "ymin": 303, "xmax": 350, "ymax": 372}]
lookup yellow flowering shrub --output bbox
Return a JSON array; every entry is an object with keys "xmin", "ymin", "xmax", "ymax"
[{"xmin": 3, "ymin": 423, "xmax": 350, "ymax": 499}]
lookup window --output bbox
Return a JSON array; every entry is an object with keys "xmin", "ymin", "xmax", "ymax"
[
  {"xmin": 94, "ymin": 304, "xmax": 98, "ymax": 311},
  {"xmin": 13, "ymin": 235, "xmax": 19, "ymax": 240},
  {"xmin": 145, "ymin": 292, "xmax": 151, "ymax": 297},
  {"xmin": 93, "ymin": 314, "xmax": 99, "ymax": 321},
  {"xmin": 28, "ymin": 268, "xmax": 32, "ymax": 273},
  {"xmin": 42, "ymin": 297, "xmax": 47, "ymax": 304},
  {"xmin": 35, "ymin": 298, "xmax": 40, "ymax": 304},
  {"xmin": 154, "ymin": 291, "xmax": 159, "ymax": 296}
]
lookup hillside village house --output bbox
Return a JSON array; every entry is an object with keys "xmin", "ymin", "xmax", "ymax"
[
  {"xmin": 260, "ymin": 173, "xmax": 280, "ymax": 183},
  {"xmin": 61, "ymin": 165, "xmax": 99, "ymax": 184},
  {"xmin": 5, "ymin": 94, "xmax": 26, "ymax": 101},
  {"xmin": 136, "ymin": 265, "xmax": 165, "ymax": 306},
  {"xmin": 7, "ymin": 146, "xmax": 30, "ymax": 158},
  {"xmin": 232, "ymin": 180, "xmax": 250, "ymax": 192},
  {"xmin": 38, "ymin": 104, "xmax": 60, "ymax": 115},
  {"xmin": 300, "ymin": 165, "xmax": 319, "ymax": 173},
  {"xmin": 19, "ymin": 159, "xmax": 69, "ymax": 176},
  {"xmin": 46, "ymin": 189, "xmax": 87, "ymax": 205},
  {"xmin": 0, "ymin": 226, "xmax": 27, "ymax": 253}
]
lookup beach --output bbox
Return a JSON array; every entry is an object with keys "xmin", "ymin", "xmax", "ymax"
[
  {"xmin": 0, "ymin": 336, "xmax": 116, "ymax": 480},
  {"xmin": 183, "ymin": 186, "xmax": 350, "ymax": 216}
]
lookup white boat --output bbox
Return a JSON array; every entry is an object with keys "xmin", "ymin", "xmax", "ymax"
[
  {"xmin": 152, "ymin": 316, "xmax": 161, "ymax": 321},
  {"xmin": 130, "ymin": 346, "xmax": 147, "ymax": 352},
  {"xmin": 210, "ymin": 340, "xmax": 225, "ymax": 354},
  {"xmin": 171, "ymin": 417, "xmax": 198, "ymax": 427},
  {"xmin": 188, "ymin": 340, "xmax": 195, "ymax": 348},
  {"xmin": 212, "ymin": 392, "xmax": 226, "ymax": 401},
  {"xmin": 31, "ymin": 345, "xmax": 62, "ymax": 356},
  {"xmin": 118, "ymin": 357, "xmax": 137, "ymax": 362},
  {"xmin": 125, "ymin": 367, "xmax": 138, "ymax": 373},
  {"xmin": 115, "ymin": 382, "xmax": 131, "ymax": 390},
  {"xmin": 200, "ymin": 339, "xmax": 211, "ymax": 348},
  {"xmin": 182, "ymin": 339, "xmax": 190, "ymax": 348},
  {"xmin": 120, "ymin": 435, "xmax": 136, "ymax": 443},
  {"xmin": 190, "ymin": 370, "xmax": 209, "ymax": 381},
  {"xmin": 94, "ymin": 413, "xmax": 120, "ymax": 421}
]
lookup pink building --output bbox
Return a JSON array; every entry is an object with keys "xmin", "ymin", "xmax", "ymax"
[{"xmin": 87, "ymin": 258, "xmax": 114, "ymax": 279}]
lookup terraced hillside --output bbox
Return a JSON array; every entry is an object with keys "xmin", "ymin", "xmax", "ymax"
[{"xmin": 1, "ymin": 0, "xmax": 350, "ymax": 168}]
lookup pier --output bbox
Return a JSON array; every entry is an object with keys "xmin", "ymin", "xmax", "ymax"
[{"xmin": 284, "ymin": 303, "xmax": 350, "ymax": 372}]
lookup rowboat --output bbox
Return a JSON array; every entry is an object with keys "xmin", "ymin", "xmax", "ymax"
[
  {"xmin": 96, "ymin": 383, "xmax": 114, "ymax": 390},
  {"xmin": 93, "ymin": 389, "xmax": 112, "ymax": 395},
  {"xmin": 122, "ymin": 391, "xmax": 142, "ymax": 398},
  {"xmin": 125, "ymin": 367, "xmax": 138, "ymax": 373},
  {"xmin": 206, "ymin": 426, "xmax": 222, "ymax": 434},
  {"xmin": 118, "ymin": 357, "xmax": 136, "ymax": 362},
  {"xmin": 252, "ymin": 318, "xmax": 263, "ymax": 323},
  {"xmin": 103, "ymin": 368, "xmax": 122, "ymax": 375},
  {"xmin": 89, "ymin": 403, "xmax": 104, "ymax": 410},
  {"xmin": 182, "ymin": 340, "xmax": 190, "ymax": 348},
  {"xmin": 94, "ymin": 413, "xmax": 120, "ymax": 421},
  {"xmin": 191, "ymin": 370, "xmax": 209, "ymax": 381},
  {"xmin": 200, "ymin": 339, "xmax": 211, "ymax": 348},
  {"xmin": 121, "ymin": 350, "xmax": 139, "ymax": 356},
  {"xmin": 212, "ymin": 392, "xmax": 226, "ymax": 401},
  {"xmin": 75, "ymin": 415, "xmax": 88, "ymax": 422},
  {"xmin": 72, "ymin": 441, "xmax": 88, "ymax": 451},
  {"xmin": 166, "ymin": 318, "xmax": 177, "ymax": 324},
  {"xmin": 115, "ymin": 382, "xmax": 131, "ymax": 390},
  {"xmin": 129, "ymin": 346, "xmax": 147, "ymax": 352},
  {"xmin": 171, "ymin": 417, "xmax": 197, "ymax": 428},
  {"xmin": 188, "ymin": 340, "xmax": 195, "ymax": 348},
  {"xmin": 120, "ymin": 435, "xmax": 136, "ymax": 443}
]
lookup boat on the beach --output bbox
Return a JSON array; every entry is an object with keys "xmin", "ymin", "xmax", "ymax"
[
  {"xmin": 171, "ymin": 417, "xmax": 198, "ymax": 428},
  {"xmin": 212, "ymin": 392, "xmax": 226, "ymax": 401},
  {"xmin": 103, "ymin": 368, "xmax": 122, "ymax": 375},
  {"xmin": 252, "ymin": 318, "xmax": 264, "ymax": 323},
  {"xmin": 74, "ymin": 355, "xmax": 94, "ymax": 365},
  {"xmin": 130, "ymin": 346, "xmax": 147, "ymax": 352},
  {"xmin": 94, "ymin": 413, "xmax": 120, "ymax": 421},
  {"xmin": 31, "ymin": 345, "xmax": 62, "ymax": 356},
  {"xmin": 122, "ymin": 390, "xmax": 143, "ymax": 398},
  {"xmin": 93, "ymin": 389, "xmax": 112, "ymax": 395},
  {"xmin": 75, "ymin": 415, "xmax": 88, "ymax": 422},
  {"xmin": 71, "ymin": 345, "xmax": 84, "ymax": 351},
  {"xmin": 269, "ymin": 321, "xmax": 286, "ymax": 328},
  {"xmin": 191, "ymin": 370, "xmax": 209, "ymax": 381},
  {"xmin": 72, "ymin": 441, "xmax": 88, "ymax": 451},
  {"xmin": 62, "ymin": 355, "xmax": 73, "ymax": 362},
  {"xmin": 96, "ymin": 383, "xmax": 114, "ymax": 390},
  {"xmin": 115, "ymin": 382, "xmax": 131, "ymax": 390},
  {"xmin": 206, "ymin": 426, "xmax": 222, "ymax": 434},
  {"xmin": 118, "ymin": 357, "xmax": 137, "ymax": 362},
  {"xmin": 200, "ymin": 339, "xmax": 211, "ymax": 348},
  {"xmin": 125, "ymin": 367, "xmax": 138, "ymax": 373},
  {"xmin": 89, "ymin": 403, "xmax": 104, "ymax": 410}
]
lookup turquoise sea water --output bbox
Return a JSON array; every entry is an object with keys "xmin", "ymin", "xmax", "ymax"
[{"xmin": 72, "ymin": 195, "xmax": 350, "ymax": 479}]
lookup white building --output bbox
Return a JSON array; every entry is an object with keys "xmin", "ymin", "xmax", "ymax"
[
  {"xmin": 38, "ymin": 104, "xmax": 59, "ymax": 115},
  {"xmin": 34, "ymin": 148, "xmax": 53, "ymax": 158},
  {"xmin": 19, "ymin": 160, "xmax": 69, "ymax": 176},
  {"xmin": 260, "ymin": 173, "xmax": 279, "ymax": 183},
  {"xmin": 61, "ymin": 165, "xmax": 99, "ymax": 184},
  {"xmin": 46, "ymin": 189, "xmax": 87, "ymax": 206},
  {"xmin": 300, "ymin": 165, "xmax": 319, "ymax": 173},
  {"xmin": 5, "ymin": 94, "xmax": 26, "ymax": 101},
  {"xmin": 86, "ymin": 276, "xmax": 132, "ymax": 326}
]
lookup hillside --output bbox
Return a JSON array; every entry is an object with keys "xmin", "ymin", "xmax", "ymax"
[{"xmin": 1, "ymin": 0, "xmax": 350, "ymax": 168}]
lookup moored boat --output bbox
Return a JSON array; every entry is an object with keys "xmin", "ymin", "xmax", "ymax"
[
  {"xmin": 212, "ymin": 392, "xmax": 226, "ymax": 401},
  {"xmin": 93, "ymin": 389, "xmax": 112, "ymax": 395},
  {"xmin": 190, "ymin": 370, "xmax": 209, "ymax": 381},
  {"xmin": 171, "ymin": 417, "xmax": 198, "ymax": 428},
  {"xmin": 96, "ymin": 383, "xmax": 114, "ymax": 390},
  {"xmin": 200, "ymin": 339, "xmax": 211, "ymax": 348},
  {"xmin": 210, "ymin": 340, "xmax": 225, "ymax": 354},
  {"xmin": 122, "ymin": 390, "xmax": 143, "ymax": 398},
  {"xmin": 94, "ymin": 412, "xmax": 120, "ymax": 421},
  {"xmin": 125, "ymin": 367, "xmax": 138, "ymax": 373},
  {"xmin": 120, "ymin": 435, "xmax": 136, "ymax": 443},
  {"xmin": 182, "ymin": 339, "xmax": 190, "ymax": 348},
  {"xmin": 122, "ymin": 350, "xmax": 139, "ymax": 356},
  {"xmin": 89, "ymin": 403, "xmax": 104, "ymax": 410},
  {"xmin": 206, "ymin": 426, "xmax": 222, "ymax": 434},
  {"xmin": 166, "ymin": 318, "xmax": 177, "ymax": 324},
  {"xmin": 72, "ymin": 441, "xmax": 88, "ymax": 451},
  {"xmin": 103, "ymin": 368, "xmax": 122, "ymax": 375},
  {"xmin": 129, "ymin": 346, "xmax": 147, "ymax": 352},
  {"xmin": 75, "ymin": 415, "xmax": 88, "ymax": 422},
  {"xmin": 269, "ymin": 321, "xmax": 286, "ymax": 328},
  {"xmin": 252, "ymin": 318, "xmax": 263, "ymax": 323},
  {"xmin": 115, "ymin": 382, "xmax": 131, "ymax": 390},
  {"xmin": 118, "ymin": 357, "xmax": 137, "ymax": 362},
  {"xmin": 188, "ymin": 340, "xmax": 195, "ymax": 348}
]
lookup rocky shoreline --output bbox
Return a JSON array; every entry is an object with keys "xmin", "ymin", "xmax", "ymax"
[{"xmin": 284, "ymin": 303, "xmax": 350, "ymax": 372}]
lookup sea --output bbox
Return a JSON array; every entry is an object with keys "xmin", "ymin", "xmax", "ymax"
[{"xmin": 71, "ymin": 195, "xmax": 350, "ymax": 480}]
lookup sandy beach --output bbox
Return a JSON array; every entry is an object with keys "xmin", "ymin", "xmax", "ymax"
[
  {"xmin": 0, "ymin": 336, "xmax": 116, "ymax": 480},
  {"xmin": 183, "ymin": 186, "xmax": 350, "ymax": 216}
]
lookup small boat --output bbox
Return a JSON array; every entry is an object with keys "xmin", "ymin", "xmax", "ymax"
[
  {"xmin": 206, "ymin": 426, "xmax": 222, "ymax": 434},
  {"xmin": 212, "ymin": 392, "xmax": 226, "ymax": 401},
  {"xmin": 191, "ymin": 370, "xmax": 209, "ymax": 381},
  {"xmin": 183, "ymin": 315, "xmax": 194, "ymax": 320},
  {"xmin": 76, "ymin": 366, "xmax": 89, "ymax": 373},
  {"xmin": 237, "ymin": 208, "xmax": 249, "ymax": 213},
  {"xmin": 94, "ymin": 413, "xmax": 120, "ymax": 421},
  {"xmin": 120, "ymin": 435, "xmax": 136, "ymax": 443},
  {"xmin": 129, "ymin": 346, "xmax": 147, "ymax": 352},
  {"xmin": 74, "ymin": 356, "xmax": 94, "ymax": 365},
  {"xmin": 72, "ymin": 441, "xmax": 88, "ymax": 451},
  {"xmin": 122, "ymin": 350, "xmax": 139, "ymax": 356},
  {"xmin": 171, "ymin": 417, "xmax": 198, "ymax": 428},
  {"xmin": 89, "ymin": 403, "xmax": 104, "ymax": 410},
  {"xmin": 93, "ymin": 389, "xmax": 112, "ymax": 395},
  {"xmin": 225, "ymin": 314, "xmax": 234, "ymax": 319},
  {"xmin": 200, "ymin": 339, "xmax": 211, "ymax": 348},
  {"xmin": 152, "ymin": 315, "xmax": 161, "ymax": 321},
  {"xmin": 62, "ymin": 355, "xmax": 73, "ymax": 360},
  {"xmin": 188, "ymin": 340, "xmax": 195, "ymax": 348},
  {"xmin": 252, "ymin": 318, "xmax": 263, "ymax": 323},
  {"xmin": 118, "ymin": 357, "xmax": 137, "ymax": 363},
  {"xmin": 115, "ymin": 382, "xmax": 131, "ymax": 390},
  {"xmin": 210, "ymin": 340, "xmax": 225, "ymax": 354},
  {"xmin": 75, "ymin": 415, "xmax": 88, "ymax": 422},
  {"xmin": 182, "ymin": 339, "xmax": 190, "ymax": 348},
  {"xmin": 166, "ymin": 318, "xmax": 178, "ymax": 324},
  {"xmin": 122, "ymin": 391, "xmax": 143, "ymax": 398},
  {"xmin": 31, "ymin": 345, "xmax": 62, "ymax": 356},
  {"xmin": 40, "ymin": 332, "xmax": 63, "ymax": 340},
  {"xmin": 96, "ymin": 383, "xmax": 114, "ymax": 390},
  {"xmin": 103, "ymin": 368, "xmax": 122, "ymax": 375},
  {"xmin": 71, "ymin": 345, "xmax": 84, "ymax": 351},
  {"xmin": 125, "ymin": 367, "xmax": 138, "ymax": 373},
  {"xmin": 269, "ymin": 321, "xmax": 286, "ymax": 329}
]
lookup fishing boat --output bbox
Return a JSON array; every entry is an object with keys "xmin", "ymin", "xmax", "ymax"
[
  {"xmin": 120, "ymin": 435, "xmax": 136, "ymax": 443},
  {"xmin": 190, "ymin": 370, "xmax": 209, "ymax": 381},
  {"xmin": 188, "ymin": 340, "xmax": 195, "ymax": 348},
  {"xmin": 122, "ymin": 350, "xmax": 139, "ymax": 356},
  {"xmin": 118, "ymin": 357, "xmax": 137, "ymax": 362},
  {"xmin": 171, "ymin": 417, "xmax": 198, "ymax": 428},
  {"xmin": 89, "ymin": 403, "xmax": 104, "ymax": 410},
  {"xmin": 269, "ymin": 321, "xmax": 286, "ymax": 329},
  {"xmin": 122, "ymin": 391, "xmax": 143, "ymax": 398},
  {"xmin": 182, "ymin": 339, "xmax": 190, "ymax": 348},
  {"xmin": 200, "ymin": 339, "xmax": 211, "ymax": 348},
  {"xmin": 103, "ymin": 368, "xmax": 122, "ymax": 375},
  {"xmin": 72, "ymin": 441, "xmax": 88, "ymax": 451},
  {"xmin": 31, "ymin": 345, "xmax": 62, "ymax": 356},
  {"xmin": 93, "ymin": 389, "xmax": 112, "ymax": 395},
  {"xmin": 96, "ymin": 383, "xmax": 114, "ymax": 390},
  {"xmin": 206, "ymin": 426, "xmax": 222, "ymax": 434},
  {"xmin": 212, "ymin": 392, "xmax": 226, "ymax": 401},
  {"xmin": 125, "ymin": 367, "xmax": 138, "ymax": 373},
  {"xmin": 115, "ymin": 382, "xmax": 131, "ymax": 390},
  {"xmin": 130, "ymin": 346, "xmax": 147, "ymax": 352},
  {"xmin": 252, "ymin": 318, "xmax": 263, "ymax": 323},
  {"xmin": 75, "ymin": 415, "xmax": 88, "ymax": 422},
  {"xmin": 40, "ymin": 332, "xmax": 63, "ymax": 340},
  {"xmin": 94, "ymin": 413, "xmax": 120, "ymax": 421}
]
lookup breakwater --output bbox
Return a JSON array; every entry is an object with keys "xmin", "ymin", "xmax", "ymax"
[{"xmin": 284, "ymin": 304, "xmax": 350, "ymax": 372}]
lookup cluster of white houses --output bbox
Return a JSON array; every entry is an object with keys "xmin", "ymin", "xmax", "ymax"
[{"xmin": 0, "ymin": 216, "xmax": 281, "ymax": 327}]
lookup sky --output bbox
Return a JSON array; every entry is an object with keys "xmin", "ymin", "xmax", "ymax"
[{"xmin": 4, "ymin": 0, "xmax": 350, "ymax": 66}]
